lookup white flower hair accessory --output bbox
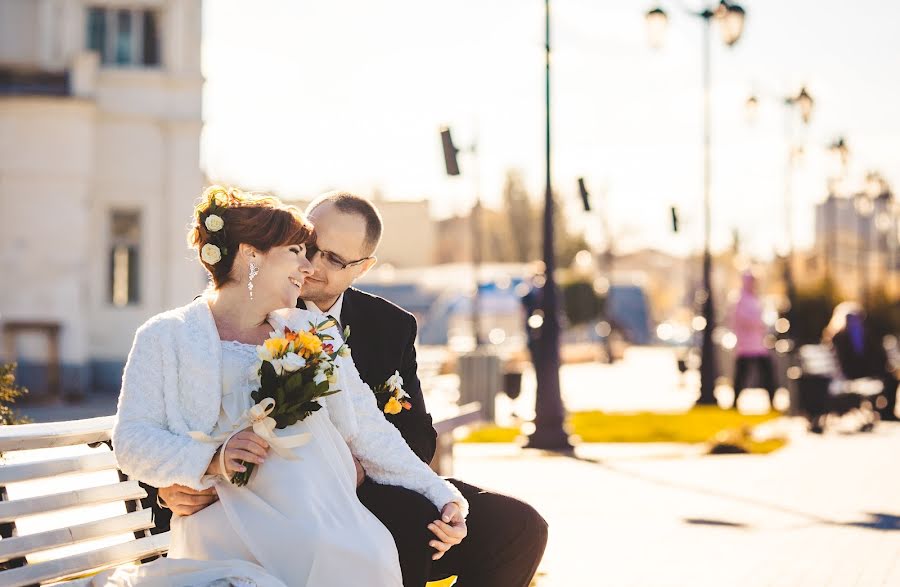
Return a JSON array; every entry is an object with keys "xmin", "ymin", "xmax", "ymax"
[
  {"xmin": 205, "ymin": 214, "xmax": 224, "ymax": 232},
  {"xmin": 196, "ymin": 186, "xmax": 231, "ymax": 265},
  {"xmin": 201, "ymin": 243, "xmax": 222, "ymax": 265}
]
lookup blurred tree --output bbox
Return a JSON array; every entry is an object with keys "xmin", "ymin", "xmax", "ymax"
[
  {"xmin": 788, "ymin": 280, "xmax": 840, "ymax": 345},
  {"xmin": 0, "ymin": 363, "xmax": 30, "ymax": 426},
  {"xmin": 560, "ymin": 277, "xmax": 603, "ymax": 326},
  {"xmin": 502, "ymin": 169, "xmax": 536, "ymax": 262},
  {"xmin": 867, "ymin": 288, "xmax": 900, "ymax": 337}
]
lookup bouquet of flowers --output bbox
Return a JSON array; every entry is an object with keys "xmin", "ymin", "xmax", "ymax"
[{"xmin": 229, "ymin": 317, "xmax": 351, "ymax": 486}]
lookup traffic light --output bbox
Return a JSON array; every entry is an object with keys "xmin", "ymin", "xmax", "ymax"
[
  {"xmin": 440, "ymin": 127, "xmax": 460, "ymax": 176},
  {"xmin": 578, "ymin": 177, "xmax": 591, "ymax": 212}
]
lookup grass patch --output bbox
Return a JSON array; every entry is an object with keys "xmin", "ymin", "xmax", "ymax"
[{"xmin": 460, "ymin": 407, "xmax": 784, "ymax": 449}]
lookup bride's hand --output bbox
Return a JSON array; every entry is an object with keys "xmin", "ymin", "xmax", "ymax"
[{"xmin": 207, "ymin": 429, "xmax": 270, "ymax": 477}]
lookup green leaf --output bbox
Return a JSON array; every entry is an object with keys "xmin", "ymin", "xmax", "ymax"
[
  {"xmin": 300, "ymin": 382, "xmax": 318, "ymax": 402},
  {"xmin": 260, "ymin": 361, "xmax": 278, "ymax": 391},
  {"xmin": 285, "ymin": 372, "xmax": 304, "ymax": 394}
]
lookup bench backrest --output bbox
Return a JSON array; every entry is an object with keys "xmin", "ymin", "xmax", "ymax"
[
  {"xmin": 797, "ymin": 344, "xmax": 840, "ymax": 377},
  {"xmin": 0, "ymin": 403, "xmax": 482, "ymax": 585},
  {"xmin": 0, "ymin": 416, "xmax": 168, "ymax": 587}
]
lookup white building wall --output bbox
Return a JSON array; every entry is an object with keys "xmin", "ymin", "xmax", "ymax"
[{"xmin": 0, "ymin": 0, "xmax": 205, "ymax": 394}]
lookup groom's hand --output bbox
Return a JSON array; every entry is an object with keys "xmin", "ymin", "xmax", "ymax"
[
  {"xmin": 158, "ymin": 484, "xmax": 218, "ymax": 516},
  {"xmin": 429, "ymin": 502, "xmax": 467, "ymax": 560}
]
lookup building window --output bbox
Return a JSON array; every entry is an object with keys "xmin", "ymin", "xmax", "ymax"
[
  {"xmin": 109, "ymin": 211, "xmax": 141, "ymax": 307},
  {"xmin": 86, "ymin": 7, "xmax": 161, "ymax": 67}
]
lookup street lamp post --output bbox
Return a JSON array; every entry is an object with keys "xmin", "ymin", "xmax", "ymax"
[
  {"xmin": 525, "ymin": 0, "xmax": 573, "ymax": 451},
  {"xmin": 867, "ymin": 173, "xmax": 894, "ymax": 301},
  {"xmin": 440, "ymin": 127, "xmax": 484, "ymax": 347},
  {"xmin": 825, "ymin": 137, "xmax": 850, "ymax": 287},
  {"xmin": 646, "ymin": 1, "xmax": 746, "ymax": 406},
  {"xmin": 746, "ymin": 86, "xmax": 815, "ymax": 315},
  {"xmin": 855, "ymin": 190, "xmax": 875, "ymax": 308}
]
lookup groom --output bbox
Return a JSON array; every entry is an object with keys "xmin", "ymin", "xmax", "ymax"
[{"xmin": 159, "ymin": 192, "xmax": 548, "ymax": 586}]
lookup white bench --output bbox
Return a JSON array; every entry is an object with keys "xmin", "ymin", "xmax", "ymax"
[
  {"xmin": 795, "ymin": 344, "xmax": 883, "ymax": 432},
  {"xmin": 0, "ymin": 404, "xmax": 483, "ymax": 586},
  {"xmin": 797, "ymin": 344, "xmax": 884, "ymax": 397},
  {"xmin": 0, "ymin": 416, "xmax": 166, "ymax": 587}
]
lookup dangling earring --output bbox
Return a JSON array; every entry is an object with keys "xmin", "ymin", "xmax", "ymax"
[{"xmin": 248, "ymin": 262, "xmax": 259, "ymax": 300}]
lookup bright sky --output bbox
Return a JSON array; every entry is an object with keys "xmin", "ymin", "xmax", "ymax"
[{"xmin": 201, "ymin": 0, "xmax": 900, "ymax": 259}]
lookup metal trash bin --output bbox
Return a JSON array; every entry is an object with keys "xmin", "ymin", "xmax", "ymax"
[{"xmin": 458, "ymin": 350, "xmax": 502, "ymax": 422}]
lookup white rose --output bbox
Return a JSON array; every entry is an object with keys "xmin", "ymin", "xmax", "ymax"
[
  {"xmin": 327, "ymin": 372, "xmax": 338, "ymax": 385},
  {"xmin": 200, "ymin": 243, "xmax": 221, "ymax": 265},
  {"xmin": 386, "ymin": 370, "xmax": 404, "ymax": 391},
  {"xmin": 313, "ymin": 371, "xmax": 328, "ymax": 386},
  {"xmin": 270, "ymin": 358, "xmax": 285, "ymax": 376},
  {"xmin": 281, "ymin": 352, "xmax": 306, "ymax": 373},
  {"xmin": 338, "ymin": 345, "xmax": 351, "ymax": 358},
  {"xmin": 256, "ymin": 345, "xmax": 274, "ymax": 362},
  {"xmin": 204, "ymin": 214, "xmax": 224, "ymax": 232}
]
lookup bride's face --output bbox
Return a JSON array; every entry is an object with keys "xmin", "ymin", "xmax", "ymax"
[{"xmin": 253, "ymin": 243, "xmax": 315, "ymax": 311}]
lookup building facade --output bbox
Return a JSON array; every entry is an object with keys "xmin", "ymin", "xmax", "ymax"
[
  {"xmin": 802, "ymin": 191, "xmax": 899, "ymax": 301},
  {"xmin": 0, "ymin": 0, "xmax": 205, "ymax": 395}
]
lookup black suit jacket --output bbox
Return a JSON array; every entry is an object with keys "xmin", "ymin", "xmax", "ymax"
[{"xmin": 299, "ymin": 287, "xmax": 438, "ymax": 464}]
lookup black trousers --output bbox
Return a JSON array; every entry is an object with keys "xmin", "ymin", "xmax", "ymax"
[
  {"xmin": 733, "ymin": 355, "xmax": 776, "ymax": 408},
  {"xmin": 357, "ymin": 478, "xmax": 548, "ymax": 587}
]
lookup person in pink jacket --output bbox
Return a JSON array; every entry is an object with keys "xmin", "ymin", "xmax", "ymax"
[{"xmin": 730, "ymin": 271, "xmax": 776, "ymax": 410}]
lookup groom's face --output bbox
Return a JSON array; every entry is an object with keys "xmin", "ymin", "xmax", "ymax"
[{"xmin": 301, "ymin": 202, "xmax": 374, "ymax": 306}]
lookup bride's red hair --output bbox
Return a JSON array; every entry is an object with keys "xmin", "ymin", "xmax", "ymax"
[{"xmin": 188, "ymin": 185, "xmax": 314, "ymax": 288}]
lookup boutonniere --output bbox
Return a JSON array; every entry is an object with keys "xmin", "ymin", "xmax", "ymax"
[{"xmin": 373, "ymin": 370, "xmax": 412, "ymax": 415}]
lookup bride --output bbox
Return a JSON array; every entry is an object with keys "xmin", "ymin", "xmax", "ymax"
[{"xmin": 107, "ymin": 186, "xmax": 467, "ymax": 586}]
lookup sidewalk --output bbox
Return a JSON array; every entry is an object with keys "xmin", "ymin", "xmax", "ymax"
[{"xmin": 452, "ymin": 422, "xmax": 900, "ymax": 587}]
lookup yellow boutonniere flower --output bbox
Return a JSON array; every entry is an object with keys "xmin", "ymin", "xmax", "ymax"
[{"xmin": 384, "ymin": 396, "xmax": 403, "ymax": 415}]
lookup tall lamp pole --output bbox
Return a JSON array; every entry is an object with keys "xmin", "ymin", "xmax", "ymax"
[
  {"xmin": 826, "ymin": 137, "xmax": 850, "ymax": 287},
  {"xmin": 526, "ymin": 0, "xmax": 573, "ymax": 450},
  {"xmin": 646, "ymin": 1, "xmax": 746, "ymax": 405},
  {"xmin": 440, "ymin": 127, "xmax": 484, "ymax": 347},
  {"xmin": 746, "ymin": 86, "xmax": 814, "ymax": 314},
  {"xmin": 855, "ymin": 191, "xmax": 875, "ymax": 309}
]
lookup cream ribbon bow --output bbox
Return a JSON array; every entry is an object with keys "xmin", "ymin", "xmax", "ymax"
[{"xmin": 189, "ymin": 397, "xmax": 311, "ymax": 477}]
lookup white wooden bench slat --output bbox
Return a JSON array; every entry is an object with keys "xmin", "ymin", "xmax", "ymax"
[
  {"xmin": 0, "ymin": 532, "xmax": 170, "ymax": 587},
  {"xmin": 0, "ymin": 509, "xmax": 152, "ymax": 563},
  {"xmin": 434, "ymin": 402, "xmax": 482, "ymax": 436},
  {"xmin": 0, "ymin": 451, "xmax": 119, "ymax": 485},
  {"xmin": 0, "ymin": 417, "xmax": 116, "ymax": 453},
  {"xmin": 0, "ymin": 481, "xmax": 145, "ymax": 524},
  {"xmin": 0, "ymin": 405, "xmax": 478, "ymax": 583}
]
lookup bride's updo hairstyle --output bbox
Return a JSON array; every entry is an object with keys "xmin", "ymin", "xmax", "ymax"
[{"xmin": 188, "ymin": 185, "xmax": 314, "ymax": 288}]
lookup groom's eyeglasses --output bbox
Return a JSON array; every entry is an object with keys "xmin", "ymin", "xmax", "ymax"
[{"xmin": 307, "ymin": 244, "xmax": 372, "ymax": 271}]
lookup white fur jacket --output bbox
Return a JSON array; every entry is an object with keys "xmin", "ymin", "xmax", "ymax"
[{"xmin": 112, "ymin": 297, "xmax": 468, "ymax": 517}]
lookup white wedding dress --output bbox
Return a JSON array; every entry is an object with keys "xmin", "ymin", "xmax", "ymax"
[{"xmin": 99, "ymin": 340, "xmax": 403, "ymax": 587}]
